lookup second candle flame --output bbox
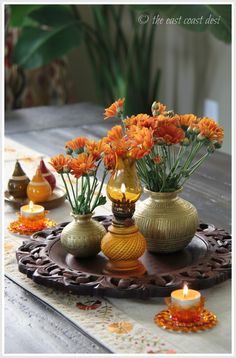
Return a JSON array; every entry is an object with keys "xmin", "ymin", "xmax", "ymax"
[{"xmin": 183, "ymin": 284, "xmax": 188, "ymax": 297}]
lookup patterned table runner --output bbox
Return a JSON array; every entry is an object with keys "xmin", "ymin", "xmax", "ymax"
[{"xmin": 4, "ymin": 137, "xmax": 231, "ymax": 354}]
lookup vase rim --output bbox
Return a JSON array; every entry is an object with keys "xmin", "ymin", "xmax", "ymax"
[
  {"xmin": 144, "ymin": 187, "xmax": 183, "ymax": 195},
  {"xmin": 70, "ymin": 212, "xmax": 94, "ymax": 219}
]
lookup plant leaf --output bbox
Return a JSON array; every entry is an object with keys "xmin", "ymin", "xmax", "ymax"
[
  {"xmin": 12, "ymin": 22, "xmax": 82, "ymax": 69},
  {"xmin": 29, "ymin": 5, "xmax": 75, "ymax": 27},
  {"xmin": 9, "ymin": 5, "xmax": 43, "ymax": 27}
]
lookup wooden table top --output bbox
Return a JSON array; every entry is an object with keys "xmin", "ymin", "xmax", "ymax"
[{"xmin": 5, "ymin": 103, "xmax": 231, "ymax": 354}]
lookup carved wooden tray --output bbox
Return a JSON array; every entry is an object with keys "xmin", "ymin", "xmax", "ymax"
[{"xmin": 16, "ymin": 216, "xmax": 231, "ymax": 298}]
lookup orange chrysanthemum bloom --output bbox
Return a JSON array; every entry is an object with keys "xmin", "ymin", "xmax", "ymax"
[
  {"xmin": 155, "ymin": 124, "xmax": 185, "ymax": 145},
  {"xmin": 85, "ymin": 139, "xmax": 103, "ymax": 161},
  {"xmin": 125, "ymin": 114, "xmax": 155, "ymax": 129},
  {"xmin": 104, "ymin": 98, "xmax": 125, "ymax": 119},
  {"xmin": 179, "ymin": 114, "xmax": 199, "ymax": 129},
  {"xmin": 156, "ymin": 114, "xmax": 180, "ymax": 127},
  {"xmin": 49, "ymin": 154, "xmax": 71, "ymax": 173},
  {"xmin": 105, "ymin": 125, "xmax": 123, "ymax": 142},
  {"xmin": 103, "ymin": 151, "xmax": 117, "ymax": 171},
  {"xmin": 198, "ymin": 117, "xmax": 224, "ymax": 143},
  {"xmin": 153, "ymin": 155, "xmax": 163, "ymax": 164},
  {"xmin": 127, "ymin": 126, "xmax": 154, "ymax": 159},
  {"xmin": 103, "ymin": 125, "xmax": 129, "ymax": 157},
  {"xmin": 65, "ymin": 137, "xmax": 88, "ymax": 152},
  {"xmin": 70, "ymin": 153, "xmax": 96, "ymax": 178}
]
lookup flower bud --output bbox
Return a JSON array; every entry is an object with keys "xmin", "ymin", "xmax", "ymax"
[
  {"xmin": 207, "ymin": 144, "xmax": 215, "ymax": 153},
  {"xmin": 165, "ymin": 110, "xmax": 174, "ymax": 117},
  {"xmin": 213, "ymin": 142, "xmax": 222, "ymax": 149},
  {"xmin": 197, "ymin": 133, "xmax": 206, "ymax": 142},
  {"xmin": 151, "ymin": 101, "xmax": 159, "ymax": 111},
  {"xmin": 193, "ymin": 127, "xmax": 200, "ymax": 134},
  {"xmin": 187, "ymin": 126, "xmax": 194, "ymax": 134},
  {"xmin": 152, "ymin": 110, "xmax": 159, "ymax": 117},
  {"xmin": 181, "ymin": 138, "xmax": 190, "ymax": 146},
  {"xmin": 63, "ymin": 166, "xmax": 70, "ymax": 173}
]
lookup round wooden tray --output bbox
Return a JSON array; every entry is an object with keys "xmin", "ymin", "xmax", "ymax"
[
  {"xmin": 5, "ymin": 186, "xmax": 66, "ymax": 210},
  {"xmin": 16, "ymin": 216, "xmax": 231, "ymax": 298}
]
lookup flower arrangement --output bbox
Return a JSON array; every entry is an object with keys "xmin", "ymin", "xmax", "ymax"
[
  {"xmin": 49, "ymin": 137, "xmax": 107, "ymax": 214},
  {"xmin": 104, "ymin": 99, "xmax": 224, "ymax": 192}
]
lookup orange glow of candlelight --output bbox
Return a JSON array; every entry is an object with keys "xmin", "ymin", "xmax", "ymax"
[{"xmin": 183, "ymin": 283, "xmax": 188, "ymax": 297}]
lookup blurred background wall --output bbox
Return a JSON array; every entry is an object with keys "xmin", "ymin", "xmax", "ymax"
[{"xmin": 6, "ymin": 4, "xmax": 231, "ymax": 154}]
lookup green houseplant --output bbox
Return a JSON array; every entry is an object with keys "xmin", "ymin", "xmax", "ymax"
[{"xmin": 8, "ymin": 5, "xmax": 231, "ymax": 114}]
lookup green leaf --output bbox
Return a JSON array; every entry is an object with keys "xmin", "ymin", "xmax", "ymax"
[
  {"xmin": 12, "ymin": 22, "xmax": 82, "ymax": 69},
  {"xmin": 9, "ymin": 5, "xmax": 43, "ymax": 27},
  {"xmin": 29, "ymin": 5, "xmax": 75, "ymax": 27},
  {"xmin": 96, "ymin": 196, "xmax": 107, "ymax": 206}
]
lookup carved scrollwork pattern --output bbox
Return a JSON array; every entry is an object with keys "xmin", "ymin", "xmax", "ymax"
[{"xmin": 16, "ymin": 216, "xmax": 231, "ymax": 298}]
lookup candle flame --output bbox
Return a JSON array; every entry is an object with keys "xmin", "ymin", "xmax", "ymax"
[
  {"xmin": 29, "ymin": 201, "xmax": 34, "ymax": 211},
  {"xmin": 121, "ymin": 183, "xmax": 126, "ymax": 194},
  {"xmin": 183, "ymin": 284, "xmax": 188, "ymax": 297}
]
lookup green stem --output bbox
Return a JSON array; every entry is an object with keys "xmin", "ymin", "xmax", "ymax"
[
  {"xmin": 180, "ymin": 153, "xmax": 210, "ymax": 186},
  {"xmin": 61, "ymin": 173, "xmax": 74, "ymax": 212},
  {"xmin": 66, "ymin": 173, "xmax": 79, "ymax": 212},
  {"xmin": 91, "ymin": 170, "xmax": 107, "ymax": 212}
]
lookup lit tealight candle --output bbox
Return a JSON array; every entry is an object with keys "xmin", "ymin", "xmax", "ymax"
[
  {"xmin": 20, "ymin": 201, "xmax": 45, "ymax": 220},
  {"xmin": 171, "ymin": 284, "xmax": 201, "ymax": 308}
]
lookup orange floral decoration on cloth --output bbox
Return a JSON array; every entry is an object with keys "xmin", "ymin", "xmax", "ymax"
[
  {"xmin": 104, "ymin": 98, "xmax": 125, "ymax": 119},
  {"xmin": 49, "ymin": 154, "xmax": 71, "ymax": 173},
  {"xmin": 198, "ymin": 117, "xmax": 224, "ymax": 143},
  {"xmin": 70, "ymin": 153, "xmax": 96, "ymax": 178}
]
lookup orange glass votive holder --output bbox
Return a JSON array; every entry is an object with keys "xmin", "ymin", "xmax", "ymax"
[{"xmin": 165, "ymin": 296, "xmax": 205, "ymax": 323}]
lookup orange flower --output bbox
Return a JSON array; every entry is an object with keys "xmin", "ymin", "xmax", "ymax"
[
  {"xmin": 155, "ymin": 124, "xmax": 185, "ymax": 145},
  {"xmin": 103, "ymin": 151, "xmax": 117, "ymax": 171},
  {"xmin": 103, "ymin": 125, "xmax": 129, "ymax": 157},
  {"xmin": 49, "ymin": 154, "xmax": 71, "ymax": 173},
  {"xmin": 85, "ymin": 139, "xmax": 103, "ymax": 161},
  {"xmin": 70, "ymin": 153, "xmax": 96, "ymax": 178},
  {"xmin": 65, "ymin": 137, "xmax": 87, "ymax": 152},
  {"xmin": 105, "ymin": 125, "xmax": 123, "ymax": 142},
  {"xmin": 198, "ymin": 117, "xmax": 224, "ymax": 143},
  {"xmin": 179, "ymin": 114, "xmax": 199, "ymax": 129},
  {"xmin": 125, "ymin": 114, "xmax": 154, "ymax": 129},
  {"xmin": 127, "ymin": 126, "xmax": 154, "ymax": 159},
  {"xmin": 153, "ymin": 155, "xmax": 163, "ymax": 164},
  {"xmin": 156, "ymin": 114, "xmax": 180, "ymax": 127},
  {"xmin": 104, "ymin": 98, "xmax": 125, "ymax": 119}
]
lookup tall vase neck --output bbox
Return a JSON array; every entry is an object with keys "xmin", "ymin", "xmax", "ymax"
[
  {"xmin": 71, "ymin": 212, "xmax": 93, "ymax": 222},
  {"xmin": 144, "ymin": 188, "xmax": 183, "ymax": 201}
]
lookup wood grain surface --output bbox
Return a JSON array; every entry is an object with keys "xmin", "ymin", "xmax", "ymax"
[
  {"xmin": 4, "ymin": 277, "xmax": 110, "ymax": 354},
  {"xmin": 5, "ymin": 102, "xmax": 231, "ymax": 353}
]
